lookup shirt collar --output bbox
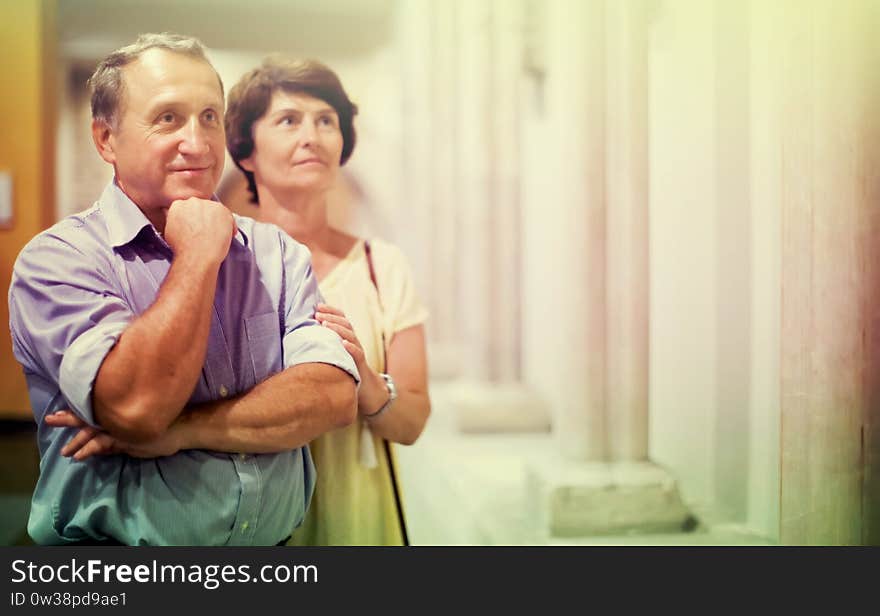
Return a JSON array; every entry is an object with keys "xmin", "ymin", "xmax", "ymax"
[
  {"xmin": 102, "ymin": 179, "xmax": 154, "ymax": 249},
  {"xmin": 101, "ymin": 178, "xmax": 249, "ymax": 250}
]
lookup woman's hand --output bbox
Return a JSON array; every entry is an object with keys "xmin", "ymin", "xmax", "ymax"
[
  {"xmin": 315, "ymin": 303, "xmax": 389, "ymax": 417},
  {"xmin": 315, "ymin": 303, "xmax": 367, "ymax": 369},
  {"xmin": 45, "ymin": 410, "xmax": 182, "ymax": 461}
]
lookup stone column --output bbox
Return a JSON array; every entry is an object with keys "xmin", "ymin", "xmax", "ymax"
[
  {"xmin": 542, "ymin": 0, "xmax": 609, "ymax": 461},
  {"xmin": 605, "ymin": 0, "xmax": 650, "ymax": 462},
  {"xmin": 526, "ymin": 0, "xmax": 692, "ymax": 539},
  {"xmin": 396, "ymin": 0, "xmax": 476, "ymax": 380},
  {"xmin": 396, "ymin": 0, "xmax": 526, "ymax": 387},
  {"xmin": 487, "ymin": 0, "xmax": 524, "ymax": 383}
]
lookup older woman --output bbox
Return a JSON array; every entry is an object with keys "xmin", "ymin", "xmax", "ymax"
[{"xmin": 225, "ymin": 57, "xmax": 431, "ymax": 545}]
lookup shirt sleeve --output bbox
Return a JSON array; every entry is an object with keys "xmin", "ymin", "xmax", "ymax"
[
  {"xmin": 375, "ymin": 241, "xmax": 429, "ymax": 335},
  {"xmin": 8, "ymin": 235, "xmax": 134, "ymax": 427},
  {"xmin": 278, "ymin": 234, "xmax": 360, "ymax": 385}
]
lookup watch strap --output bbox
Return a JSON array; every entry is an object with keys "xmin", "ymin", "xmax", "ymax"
[{"xmin": 364, "ymin": 373, "xmax": 396, "ymax": 420}]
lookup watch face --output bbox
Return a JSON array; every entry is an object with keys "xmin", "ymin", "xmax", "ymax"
[{"xmin": 382, "ymin": 373, "xmax": 398, "ymax": 400}]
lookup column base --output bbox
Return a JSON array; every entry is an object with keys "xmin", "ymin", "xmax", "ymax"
[
  {"xmin": 526, "ymin": 458, "xmax": 697, "ymax": 538},
  {"xmin": 448, "ymin": 380, "xmax": 552, "ymax": 433}
]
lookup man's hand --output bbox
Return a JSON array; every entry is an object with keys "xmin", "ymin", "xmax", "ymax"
[
  {"xmin": 46, "ymin": 411, "xmax": 183, "ymax": 461},
  {"xmin": 164, "ymin": 197, "xmax": 237, "ymax": 265}
]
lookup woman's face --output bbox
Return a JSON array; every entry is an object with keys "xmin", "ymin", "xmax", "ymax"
[{"xmin": 243, "ymin": 90, "xmax": 344, "ymax": 196}]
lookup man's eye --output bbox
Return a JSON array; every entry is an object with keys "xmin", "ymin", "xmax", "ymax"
[
  {"xmin": 203, "ymin": 110, "xmax": 217, "ymax": 123},
  {"xmin": 158, "ymin": 113, "xmax": 176, "ymax": 124},
  {"xmin": 319, "ymin": 116, "xmax": 335, "ymax": 126}
]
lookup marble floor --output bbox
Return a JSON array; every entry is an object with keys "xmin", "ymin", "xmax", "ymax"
[{"xmin": 396, "ymin": 382, "xmax": 776, "ymax": 546}]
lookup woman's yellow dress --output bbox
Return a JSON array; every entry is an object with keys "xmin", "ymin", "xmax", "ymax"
[{"xmin": 288, "ymin": 238, "xmax": 428, "ymax": 545}]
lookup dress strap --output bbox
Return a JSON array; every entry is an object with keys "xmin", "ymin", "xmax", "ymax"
[
  {"xmin": 362, "ymin": 239, "xmax": 410, "ymax": 546},
  {"xmin": 364, "ymin": 240, "xmax": 381, "ymax": 305}
]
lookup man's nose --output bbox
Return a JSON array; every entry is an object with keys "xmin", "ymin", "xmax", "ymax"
[{"xmin": 178, "ymin": 117, "xmax": 210, "ymax": 155}]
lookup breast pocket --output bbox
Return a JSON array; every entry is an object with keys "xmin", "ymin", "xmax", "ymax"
[{"xmin": 244, "ymin": 312, "xmax": 283, "ymax": 385}]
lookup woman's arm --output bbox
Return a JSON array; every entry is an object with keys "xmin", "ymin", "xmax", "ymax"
[{"xmin": 315, "ymin": 305, "xmax": 430, "ymax": 445}]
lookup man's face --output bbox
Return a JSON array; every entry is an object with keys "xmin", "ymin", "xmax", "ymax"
[{"xmin": 94, "ymin": 48, "xmax": 225, "ymax": 228}]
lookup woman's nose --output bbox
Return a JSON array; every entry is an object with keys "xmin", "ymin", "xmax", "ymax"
[{"xmin": 298, "ymin": 118, "xmax": 318, "ymax": 144}]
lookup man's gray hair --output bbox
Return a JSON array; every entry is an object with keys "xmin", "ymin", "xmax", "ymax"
[{"xmin": 88, "ymin": 32, "xmax": 223, "ymax": 128}]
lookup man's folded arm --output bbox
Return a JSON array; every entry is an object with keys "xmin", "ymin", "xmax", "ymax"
[
  {"xmin": 163, "ymin": 237, "xmax": 362, "ymax": 454},
  {"xmin": 173, "ymin": 361, "xmax": 357, "ymax": 453},
  {"xmin": 41, "ymin": 225, "xmax": 360, "ymax": 455},
  {"xmin": 85, "ymin": 200, "xmax": 236, "ymax": 442},
  {"xmin": 10, "ymin": 232, "xmax": 225, "ymax": 443},
  {"xmin": 92, "ymin": 251, "xmax": 223, "ymax": 442}
]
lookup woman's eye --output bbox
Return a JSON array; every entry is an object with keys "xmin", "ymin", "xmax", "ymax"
[
  {"xmin": 280, "ymin": 116, "xmax": 295, "ymax": 126},
  {"xmin": 203, "ymin": 110, "xmax": 217, "ymax": 123}
]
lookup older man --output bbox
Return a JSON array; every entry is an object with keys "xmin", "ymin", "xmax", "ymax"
[{"xmin": 7, "ymin": 33, "xmax": 359, "ymax": 545}]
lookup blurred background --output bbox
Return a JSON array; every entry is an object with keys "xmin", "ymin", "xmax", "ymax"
[{"xmin": 2, "ymin": 0, "xmax": 880, "ymax": 545}]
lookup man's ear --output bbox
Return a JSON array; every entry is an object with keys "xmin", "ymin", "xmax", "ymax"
[{"xmin": 91, "ymin": 119, "xmax": 116, "ymax": 164}]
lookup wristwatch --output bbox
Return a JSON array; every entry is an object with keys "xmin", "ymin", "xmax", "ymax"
[{"xmin": 364, "ymin": 373, "xmax": 397, "ymax": 420}]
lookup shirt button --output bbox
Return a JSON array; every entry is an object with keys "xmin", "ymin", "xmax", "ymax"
[
  {"xmin": 241, "ymin": 521, "xmax": 249, "ymax": 531},
  {"xmin": 239, "ymin": 453, "xmax": 246, "ymax": 461},
  {"xmin": 219, "ymin": 385, "xmax": 229, "ymax": 398}
]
